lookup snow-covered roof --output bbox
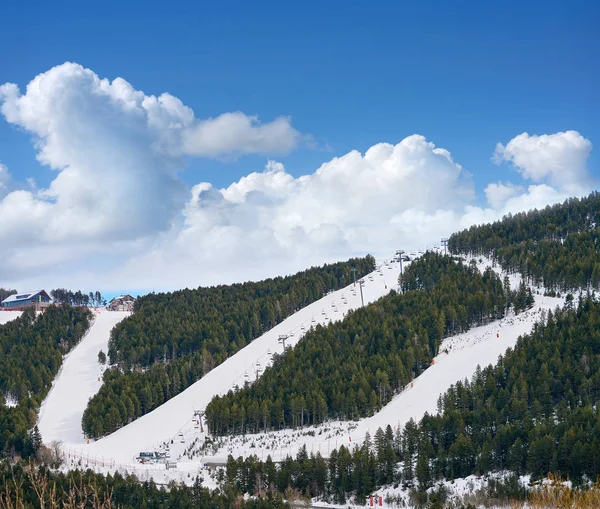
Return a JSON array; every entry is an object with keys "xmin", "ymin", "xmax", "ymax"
[
  {"xmin": 1, "ymin": 290, "xmax": 51, "ymax": 304},
  {"xmin": 109, "ymin": 295, "xmax": 134, "ymax": 303}
]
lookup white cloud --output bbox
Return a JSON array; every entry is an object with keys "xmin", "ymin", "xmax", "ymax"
[
  {"xmin": 107, "ymin": 135, "xmax": 478, "ymax": 289},
  {"xmin": 484, "ymin": 181, "xmax": 524, "ymax": 209},
  {"xmin": 182, "ymin": 112, "xmax": 300, "ymax": 157},
  {"xmin": 0, "ymin": 62, "xmax": 595, "ymax": 292},
  {"xmin": 493, "ymin": 131, "xmax": 594, "ymax": 195},
  {"xmin": 0, "ymin": 62, "xmax": 304, "ymax": 256}
]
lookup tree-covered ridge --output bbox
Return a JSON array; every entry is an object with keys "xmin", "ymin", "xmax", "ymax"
[
  {"xmin": 82, "ymin": 257, "xmax": 375, "ymax": 439},
  {"xmin": 493, "ymin": 229, "xmax": 600, "ymax": 292},
  {"xmin": 449, "ymin": 192, "xmax": 600, "ymax": 293},
  {"xmin": 205, "ymin": 253, "xmax": 508, "ymax": 435},
  {"xmin": 400, "ymin": 296, "xmax": 600, "ymax": 485},
  {"xmin": 448, "ymin": 192, "xmax": 600, "ymax": 255},
  {"xmin": 216, "ymin": 298, "xmax": 600, "ymax": 505},
  {"xmin": 109, "ymin": 256, "xmax": 375, "ymax": 369},
  {"xmin": 0, "ymin": 306, "xmax": 92, "ymax": 456}
]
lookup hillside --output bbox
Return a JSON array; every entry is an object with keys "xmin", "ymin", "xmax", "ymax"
[
  {"xmin": 7, "ymin": 192, "xmax": 600, "ymax": 508},
  {"xmin": 82, "ymin": 256, "xmax": 375, "ymax": 438},
  {"xmin": 68, "ymin": 256, "xmax": 402, "ymax": 465},
  {"xmin": 205, "ymin": 253, "xmax": 509, "ymax": 434}
]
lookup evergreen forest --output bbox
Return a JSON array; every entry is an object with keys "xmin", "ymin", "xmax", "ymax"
[
  {"xmin": 449, "ymin": 192, "xmax": 600, "ymax": 292},
  {"xmin": 214, "ymin": 297, "xmax": 600, "ymax": 504}
]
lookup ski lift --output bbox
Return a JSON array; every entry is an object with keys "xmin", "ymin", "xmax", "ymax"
[
  {"xmin": 244, "ymin": 371, "xmax": 249, "ymax": 379},
  {"xmin": 256, "ymin": 361, "xmax": 261, "ymax": 368},
  {"xmin": 321, "ymin": 309, "xmax": 326, "ymax": 315},
  {"xmin": 267, "ymin": 348, "xmax": 272, "ymax": 355}
]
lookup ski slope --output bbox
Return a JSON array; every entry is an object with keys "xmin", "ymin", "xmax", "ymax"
[
  {"xmin": 0, "ymin": 311, "xmax": 22, "ymax": 324},
  {"xmin": 62, "ymin": 252, "xmax": 562, "ymax": 487},
  {"xmin": 38, "ymin": 310, "xmax": 130, "ymax": 444},
  {"xmin": 72, "ymin": 258, "xmax": 404, "ymax": 464}
]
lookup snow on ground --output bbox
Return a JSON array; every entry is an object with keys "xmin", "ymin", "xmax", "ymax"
[
  {"xmin": 0, "ymin": 310, "xmax": 22, "ymax": 324},
  {"xmin": 63, "ymin": 257, "xmax": 406, "ymax": 467},
  {"xmin": 38, "ymin": 310, "xmax": 130, "ymax": 444},
  {"xmin": 307, "ymin": 472, "xmax": 532, "ymax": 508}
]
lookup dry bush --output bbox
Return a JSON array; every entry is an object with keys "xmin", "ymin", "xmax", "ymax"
[
  {"xmin": 0, "ymin": 463, "xmax": 113, "ymax": 509},
  {"xmin": 528, "ymin": 474, "xmax": 600, "ymax": 509}
]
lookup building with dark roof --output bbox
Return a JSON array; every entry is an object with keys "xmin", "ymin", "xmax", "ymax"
[{"xmin": 108, "ymin": 294, "xmax": 135, "ymax": 311}]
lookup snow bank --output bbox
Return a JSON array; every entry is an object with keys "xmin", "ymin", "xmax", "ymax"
[{"xmin": 0, "ymin": 310, "xmax": 22, "ymax": 325}]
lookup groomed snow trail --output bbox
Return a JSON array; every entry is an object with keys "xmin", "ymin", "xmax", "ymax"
[
  {"xmin": 0, "ymin": 311, "xmax": 22, "ymax": 324},
  {"xmin": 38, "ymin": 310, "xmax": 130, "ymax": 444},
  {"xmin": 74, "ymin": 259, "xmax": 404, "ymax": 465}
]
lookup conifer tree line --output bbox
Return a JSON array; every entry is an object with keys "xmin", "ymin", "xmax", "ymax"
[
  {"xmin": 0, "ymin": 306, "xmax": 92, "ymax": 457},
  {"xmin": 50, "ymin": 288, "xmax": 106, "ymax": 307},
  {"xmin": 205, "ymin": 253, "xmax": 512, "ymax": 435},
  {"xmin": 449, "ymin": 192, "xmax": 600, "ymax": 292},
  {"xmin": 0, "ymin": 287, "xmax": 106, "ymax": 306},
  {"xmin": 82, "ymin": 257, "xmax": 375, "ymax": 439}
]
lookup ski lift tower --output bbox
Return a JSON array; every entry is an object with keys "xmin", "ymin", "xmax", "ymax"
[
  {"xmin": 441, "ymin": 238, "xmax": 448, "ymax": 255},
  {"xmin": 358, "ymin": 279, "xmax": 365, "ymax": 307},
  {"xmin": 193, "ymin": 409, "xmax": 205, "ymax": 432},
  {"xmin": 396, "ymin": 250, "xmax": 405, "ymax": 289},
  {"xmin": 278, "ymin": 334, "xmax": 289, "ymax": 351}
]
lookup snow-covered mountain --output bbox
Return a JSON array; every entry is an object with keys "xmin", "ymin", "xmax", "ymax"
[{"xmin": 47, "ymin": 253, "xmax": 562, "ymax": 487}]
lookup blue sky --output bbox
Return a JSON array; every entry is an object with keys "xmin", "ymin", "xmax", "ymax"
[{"xmin": 0, "ymin": 0, "xmax": 598, "ymax": 293}]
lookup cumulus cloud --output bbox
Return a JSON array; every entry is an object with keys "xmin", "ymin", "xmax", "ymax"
[
  {"xmin": 182, "ymin": 112, "xmax": 300, "ymax": 157},
  {"xmin": 0, "ymin": 62, "xmax": 303, "ymax": 256},
  {"xmin": 108, "ymin": 135, "xmax": 479, "ymax": 289},
  {"xmin": 0, "ymin": 62, "xmax": 595, "ymax": 291},
  {"xmin": 493, "ymin": 130, "xmax": 594, "ymax": 195},
  {"xmin": 484, "ymin": 181, "xmax": 524, "ymax": 209}
]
